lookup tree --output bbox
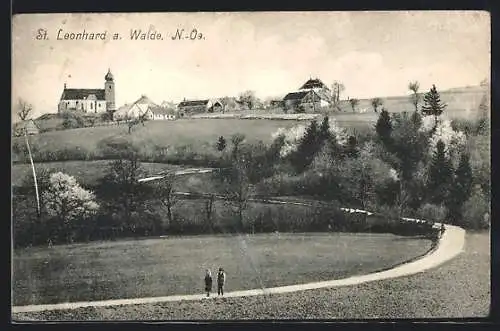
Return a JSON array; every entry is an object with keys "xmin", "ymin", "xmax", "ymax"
[
  {"xmin": 230, "ymin": 133, "xmax": 245, "ymax": 159},
  {"xmin": 375, "ymin": 109, "xmax": 392, "ymax": 147},
  {"xmin": 331, "ymin": 81, "xmax": 345, "ymax": 105},
  {"xmin": 203, "ymin": 194, "xmax": 216, "ymax": 233},
  {"xmin": 389, "ymin": 111, "xmax": 428, "ymax": 182},
  {"xmin": 125, "ymin": 112, "xmax": 149, "ymax": 134},
  {"xmin": 216, "ymin": 142, "xmax": 253, "ymax": 232},
  {"xmin": 216, "ymin": 135, "xmax": 227, "ymax": 152},
  {"xmin": 61, "ymin": 111, "xmax": 85, "ymax": 129},
  {"xmin": 42, "ymin": 172, "xmax": 99, "ymax": 243},
  {"xmin": 99, "ymin": 146, "xmax": 148, "ymax": 232},
  {"xmin": 370, "ymin": 98, "xmax": 383, "ymax": 113},
  {"xmin": 426, "ymin": 140, "xmax": 453, "ymax": 205},
  {"xmin": 319, "ymin": 116, "xmax": 331, "ymax": 142},
  {"xmin": 238, "ymin": 90, "xmax": 258, "ymax": 110},
  {"xmin": 16, "ymin": 98, "xmax": 33, "ymax": 122},
  {"xmin": 154, "ymin": 174, "xmax": 178, "ymax": 230},
  {"xmin": 476, "ymin": 93, "xmax": 490, "ymax": 135},
  {"xmin": 446, "ymin": 152, "xmax": 473, "ymax": 221},
  {"xmin": 290, "ymin": 120, "xmax": 321, "ymax": 173},
  {"xmin": 421, "ymin": 84, "xmax": 447, "ymax": 129},
  {"xmin": 348, "ymin": 98, "xmax": 359, "ymax": 112},
  {"xmin": 408, "ymin": 81, "xmax": 421, "ymax": 112}
]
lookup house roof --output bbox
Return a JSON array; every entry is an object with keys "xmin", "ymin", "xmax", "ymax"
[
  {"xmin": 299, "ymin": 78, "xmax": 329, "ymax": 90},
  {"xmin": 149, "ymin": 105, "xmax": 176, "ymax": 115},
  {"xmin": 134, "ymin": 95, "xmax": 157, "ymax": 106},
  {"xmin": 283, "ymin": 91, "xmax": 310, "ymax": 101},
  {"xmin": 60, "ymin": 88, "xmax": 106, "ymax": 101},
  {"xmin": 178, "ymin": 100, "xmax": 209, "ymax": 107}
]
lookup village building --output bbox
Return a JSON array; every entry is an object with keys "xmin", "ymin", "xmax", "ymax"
[
  {"xmin": 177, "ymin": 99, "xmax": 224, "ymax": 115},
  {"xmin": 113, "ymin": 95, "xmax": 178, "ymax": 121},
  {"xmin": 282, "ymin": 78, "xmax": 332, "ymax": 112},
  {"xmin": 148, "ymin": 105, "xmax": 177, "ymax": 120},
  {"xmin": 58, "ymin": 69, "xmax": 116, "ymax": 114},
  {"xmin": 113, "ymin": 95, "xmax": 157, "ymax": 121}
]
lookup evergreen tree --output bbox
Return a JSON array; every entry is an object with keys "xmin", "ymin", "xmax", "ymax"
[
  {"xmin": 375, "ymin": 109, "xmax": 392, "ymax": 148},
  {"xmin": 421, "ymin": 84, "xmax": 447, "ymax": 129},
  {"xmin": 216, "ymin": 135, "xmax": 227, "ymax": 152},
  {"xmin": 319, "ymin": 116, "xmax": 331, "ymax": 142},
  {"xmin": 446, "ymin": 152, "xmax": 473, "ymax": 221},
  {"xmin": 290, "ymin": 120, "xmax": 321, "ymax": 172},
  {"xmin": 410, "ymin": 110, "xmax": 423, "ymax": 129},
  {"xmin": 426, "ymin": 140, "xmax": 453, "ymax": 204}
]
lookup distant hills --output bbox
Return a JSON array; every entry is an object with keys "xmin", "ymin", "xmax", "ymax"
[{"xmin": 336, "ymin": 84, "xmax": 489, "ymax": 115}]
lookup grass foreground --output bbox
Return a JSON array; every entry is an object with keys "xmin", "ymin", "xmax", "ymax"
[
  {"xmin": 12, "ymin": 232, "xmax": 432, "ymax": 307},
  {"xmin": 12, "ymin": 232, "xmax": 489, "ymax": 320}
]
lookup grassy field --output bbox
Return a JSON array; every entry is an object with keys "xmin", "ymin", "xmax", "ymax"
[
  {"xmin": 13, "ymin": 231, "xmax": 489, "ymax": 320},
  {"xmin": 11, "ymin": 119, "xmax": 303, "ymax": 163},
  {"xmin": 11, "ymin": 160, "xmax": 187, "ymax": 188},
  {"xmin": 12, "ymin": 232, "xmax": 432, "ymax": 306}
]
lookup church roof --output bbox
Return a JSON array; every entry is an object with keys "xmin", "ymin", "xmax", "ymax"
[{"xmin": 60, "ymin": 88, "xmax": 105, "ymax": 101}]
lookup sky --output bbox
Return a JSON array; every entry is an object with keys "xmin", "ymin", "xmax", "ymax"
[{"xmin": 12, "ymin": 11, "xmax": 490, "ymax": 118}]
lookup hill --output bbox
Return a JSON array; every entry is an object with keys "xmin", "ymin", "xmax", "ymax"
[{"xmin": 337, "ymin": 84, "xmax": 488, "ymax": 117}]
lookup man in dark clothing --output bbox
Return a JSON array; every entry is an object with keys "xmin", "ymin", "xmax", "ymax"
[{"xmin": 217, "ymin": 267, "xmax": 226, "ymax": 296}]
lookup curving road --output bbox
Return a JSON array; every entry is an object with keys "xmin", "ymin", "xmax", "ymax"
[{"xmin": 11, "ymin": 223, "xmax": 465, "ymax": 314}]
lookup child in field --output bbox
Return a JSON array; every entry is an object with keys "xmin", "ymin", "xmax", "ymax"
[
  {"xmin": 204, "ymin": 269, "xmax": 213, "ymax": 297},
  {"xmin": 217, "ymin": 267, "xmax": 226, "ymax": 296}
]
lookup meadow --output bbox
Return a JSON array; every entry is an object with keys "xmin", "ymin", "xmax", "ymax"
[
  {"xmin": 16, "ymin": 231, "xmax": 487, "ymax": 320},
  {"xmin": 12, "ymin": 119, "xmax": 301, "ymax": 164},
  {"xmin": 12, "ymin": 232, "xmax": 432, "ymax": 306}
]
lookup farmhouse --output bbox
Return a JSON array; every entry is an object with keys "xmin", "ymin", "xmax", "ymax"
[
  {"xmin": 149, "ymin": 105, "xmax": 177, "ymax": 120},
  {"xmin": 283, "ymin": 78, "xmax": 332, "ymax": 112},
  {"xmin": 177, "ymin": 99, "xmax": 224, "ymax": 114},
  {"xmin": 113, "ymin": 95, "xmax": 157, "ymax": 121},
  {"xmin": 58, "ymin": 69, "xmax": 116, "ymax": 114}
]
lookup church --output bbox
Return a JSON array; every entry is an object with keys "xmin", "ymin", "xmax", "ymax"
[{"xmin": 58, "ymin": 69, "xmax": 116, "ymax": 114}]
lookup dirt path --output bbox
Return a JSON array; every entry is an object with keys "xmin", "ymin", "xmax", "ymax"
[{"xmin": 12, "ymin": 224, "xmax": 465, "ymax": 315}]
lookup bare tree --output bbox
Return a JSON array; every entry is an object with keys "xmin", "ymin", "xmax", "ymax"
[
  {"xmin": 238, "ymin": 90, "xmax": 258, "ymax": 110},
  {"xmin": 348, "ymin": 98, "xmax": 359, "ymax": 112},
  {"xmin": 125, "ymin": 111, "xmax": 149, "ymax": 134},
  {"xmin": 408, "ymin": 81, "xmax": 421, "ymax": 112},
  {"xmin": 370, "ymin": 98, "xmax": 383, "ymax": 113},
  {"xmin": 17, "ymin": 98, "xmax": 33, "ymax": 122},
  {"xmin": 331, "ymin": 81, "xmax": 345, "ymax": 105},
  {"xmin": 203, "ymin": 194, "xmax": 216, "ymax": 233},
  {"xmin": 155, "ymin": 173, "xmax": 178, "ymax": 227},
  {"xmin": 216, "ymin": 139, "xmax": 252, "ymax": 232}
]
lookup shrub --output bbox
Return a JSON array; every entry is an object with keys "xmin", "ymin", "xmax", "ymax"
[
  {"xmin": 460, "ymin": 186, "xmax": 490, "ymax": 229},
  {"xmin": 416, "ymin": 203, "xmax": 447, "ymax": 223}
]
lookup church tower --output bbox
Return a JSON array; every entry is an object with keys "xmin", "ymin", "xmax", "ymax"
[{"xmin": 104, "ymin": 68, "xmax": 116, "ymax": 112}]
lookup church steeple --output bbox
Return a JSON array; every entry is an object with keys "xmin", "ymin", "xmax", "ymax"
[
  {"xmin": 105, "ymin": 68, "xmax": 114, "ymax": 82},
  {"xmin": 104, "ymin": 69, "xmax": 116, "ymax": 112}
]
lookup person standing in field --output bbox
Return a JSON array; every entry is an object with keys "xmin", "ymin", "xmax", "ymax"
[
  {"xmin": 204, "ymin": 269, "xmax": 213, "ymax": 297},
  {"xmin": 217, "ymin": 267, "xmax": 226, "ymax": 296}
]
